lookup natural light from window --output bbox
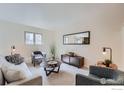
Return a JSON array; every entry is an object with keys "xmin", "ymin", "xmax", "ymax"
[{"xmin": 25, "ymin": 32, "xmax": 42, "ymax": 45}]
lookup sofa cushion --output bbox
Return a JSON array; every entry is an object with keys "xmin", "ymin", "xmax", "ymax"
[
  {"xmin": 76, "ymin": 74, "xmax": 101, "ymax": 85},
  {"xmin": 0, "ymin": 69, "xmax": 5, "ymax": 85},
  {"xmin": 1, "ymin": 57, "xmax": 32, "ymax": 83},
  {"xmin": 2, "ymin": 66, "xmax": 25, "ymax": 83},
  {"xmin": 89, "ymin": 66, "xmax": 118, "ymax": 79}
]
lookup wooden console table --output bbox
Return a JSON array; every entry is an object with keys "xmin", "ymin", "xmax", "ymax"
[{"xmin": 61, "ymin": 54, "xmax": 84, "ymax": 68}]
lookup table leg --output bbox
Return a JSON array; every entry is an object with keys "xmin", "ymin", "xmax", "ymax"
[
  {"xmin": 44, "ymin": 64, "xmax": 61, "ymax": 76},
  {"xmin": 44, "ymin": 67, "xmax": 55, "ymax": 76},
  {"xmin": 52, "ymin": 66, "xmax": 60, "ymax": 73}
]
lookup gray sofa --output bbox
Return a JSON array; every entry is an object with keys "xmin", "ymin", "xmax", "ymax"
[{"xmin": 76, "ymin": 65, "xmax": 124, "ymax": 85}]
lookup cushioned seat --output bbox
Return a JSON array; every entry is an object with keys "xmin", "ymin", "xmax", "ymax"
[{"xmin": 31, "ymin": 51, "xmax": 46, "ymax": 67}]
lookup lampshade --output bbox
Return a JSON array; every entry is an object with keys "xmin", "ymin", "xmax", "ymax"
[
  {"xmin": 102, "ymin": 47, "xmax": 112, "ymax": 62},
  {"xmin": 102, "ymin": 47, "xmax": 106, "ymax": 55},
  {"xmin": 11, "ymin": 46, "xmax": 16, "ymax": 51}
]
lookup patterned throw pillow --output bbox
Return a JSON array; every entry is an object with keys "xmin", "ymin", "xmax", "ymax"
[
  {"xmin": 89, "ymin": 65, "xmax": 118, "ymax": 79},
  {"xmin": 5, "ymin": 56, "xmax": 11, "ymax": 62},
  {"xmin": 5, "ymin": 54, "xmax": 24, "ymax": 65}
]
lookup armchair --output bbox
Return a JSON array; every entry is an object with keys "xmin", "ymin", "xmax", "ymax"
[
  {"xmin": 31, "ymin": 51, "xmax": 46, "ymax": 67},
  {"xmin": 76, "ymin": 66, "xmax": 124, "ymax": 85}
]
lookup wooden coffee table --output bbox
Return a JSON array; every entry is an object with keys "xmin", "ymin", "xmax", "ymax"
[{"xmin": 43, "ymin": 60, "xmax": 61, "ymax": 76}]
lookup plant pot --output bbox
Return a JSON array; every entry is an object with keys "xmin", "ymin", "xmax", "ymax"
[
  {"xmin": 106, "ymin": 63, "xmax": 110, "ymax": 67},
  {"xmin": 105, "ymin": 59, "xmax": 112, "ymax": 67}
]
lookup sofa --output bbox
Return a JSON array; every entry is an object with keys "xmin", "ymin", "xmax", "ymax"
[
  {"xmin": 76, "ymin": 65, "xmax": 124, "ymax": 85},
  {"xmin": 0, "ymin": 55, "xmax": 42, "ymax": 85},
  {"xmin": 7, "ymin": 75, "xmax": 42, "ymax": 85}
]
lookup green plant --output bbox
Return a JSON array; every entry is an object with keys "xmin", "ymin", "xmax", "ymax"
[
  {"xmin": 105, "ymin": 59, "xmax": 112, "ymax": 67},
  {"xmin": 50, "ymin": 45, "xmax": 56, "ymax": 60}
]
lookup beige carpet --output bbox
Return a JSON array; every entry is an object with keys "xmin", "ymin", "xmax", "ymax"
[{"xmin": 27, "ymin": 62, "xmax": 89, "ymax": 85}]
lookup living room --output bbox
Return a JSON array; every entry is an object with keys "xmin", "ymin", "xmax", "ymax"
[{"xmin": 0, "ymin": 3, "xmax": 124, "ymax": 87}]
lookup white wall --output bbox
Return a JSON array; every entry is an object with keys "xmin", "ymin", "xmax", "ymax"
[{"xmin": 0, "ymin": 20, "xmax": 55, "ymax": 63}]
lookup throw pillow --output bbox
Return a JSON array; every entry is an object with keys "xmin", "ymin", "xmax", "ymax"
[
  {"xmin": 89, "ymin": 65, "xmax": 118, "ymax": 79},
  {"xmin": 5, "ymin": 54, "xmax": 24, "ymax": 65}
]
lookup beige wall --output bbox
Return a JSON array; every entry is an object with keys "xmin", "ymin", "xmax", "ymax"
[
  {"xmin": 0, "ymin": 20, "xmax": 55, "ymax": 63},
  {"xmin": 52, "ymin": 4, "xmax": 124, "ymax": 71},
  {"xmin": 0, "ymin": 19, "xmax": 123, "ymax": 71},
  {"xmin": 55, "ymin": 20, "xmax": 123, "ymax": 70},
  {"xmin": 121, "ymin": 27, "xmax": 124, "ymax": 71}
]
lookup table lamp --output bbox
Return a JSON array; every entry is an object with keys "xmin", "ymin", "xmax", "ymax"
[
  {"xmin": 11, "ymin": 45, "xmax": 16, "ymax": 55},
  {"xmin": 102, "ymin": 47, "xmax": 112, "ymax": 62}
]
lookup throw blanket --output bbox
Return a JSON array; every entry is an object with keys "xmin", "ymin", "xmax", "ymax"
[{"xmin": 5, "ymin": 54, "xmax": 24, "ymax": 65}]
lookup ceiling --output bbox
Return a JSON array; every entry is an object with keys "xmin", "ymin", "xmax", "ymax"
[{"xmin": 0, "ymin": 3, "xmax": 124, "ymax": 30}]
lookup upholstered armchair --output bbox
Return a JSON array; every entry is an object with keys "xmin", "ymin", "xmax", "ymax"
[{"xmin": 31, "ymin": 51, "xmax": 46, "ymax": 67}]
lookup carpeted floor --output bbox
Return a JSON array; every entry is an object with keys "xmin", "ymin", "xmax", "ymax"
[{"xmin": 27, "ymin": 62, "xmax": 89, "ymax": 85}]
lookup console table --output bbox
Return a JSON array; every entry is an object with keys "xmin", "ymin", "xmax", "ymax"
[{"xmin": 61, "ymin": 54, "xmax": 84, "ymax": 68}]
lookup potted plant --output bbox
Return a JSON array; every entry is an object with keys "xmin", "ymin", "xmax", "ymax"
[
  {"xmin": 50, "ymin": 45, "xmax": 56, "ymax": 60},
  {"xmin": 104, "ymin": 59, "xmax": 112, "ymax": 67}
]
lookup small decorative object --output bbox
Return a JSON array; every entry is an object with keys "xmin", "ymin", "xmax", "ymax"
[
  {"xmin": 109, "ymin": 63, "xmax": 118, "ymax": 70},
  {"xmin": 68, "ymin": 52, "xmax": 75, "ymax": 57},
  {"xmin": 97, "ymin": 61, "xmax": 106, "ymax": 67},
  {"xmin": 104, "ymin": 59, "xmax": 112, "ymax": 67}
]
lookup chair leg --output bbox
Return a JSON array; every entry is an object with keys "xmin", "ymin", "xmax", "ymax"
[{"xmin": 33, "ymin": 62, "xmax": 35, "ymax": 67}]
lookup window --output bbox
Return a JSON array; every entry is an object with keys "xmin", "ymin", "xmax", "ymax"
[
  {"xmin": 25, "ymin": 32, "xmax": 34, "ymax": 45},
  {"xmin": 35, "ymin": 34, "xmax": 42, "ymax": 45},
  {"xmin": 25, "ymin": 32, "xmax": 42, "ymax": 45}
]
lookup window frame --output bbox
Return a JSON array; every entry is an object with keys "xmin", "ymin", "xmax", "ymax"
[
  {"xmin": 24, "ymin": 31, "xmax": 42, "ymax": 45},
  {"xmin": 35, "ymin": 33, "xmax": 42, "ymax": 45}
]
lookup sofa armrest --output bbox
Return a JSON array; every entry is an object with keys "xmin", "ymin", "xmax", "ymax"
[
  {"xmin": 7, "ymin": 75, "xmax": 42, "ymax": 85},
  {"xmin": 76, "ymin": 74, "xmax": 101, "ymax": 85}
]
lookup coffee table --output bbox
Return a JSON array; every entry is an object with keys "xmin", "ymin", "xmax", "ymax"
[{"xmin": 41, "ymin": 59, "xmax": 61, "ymax": 76}]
